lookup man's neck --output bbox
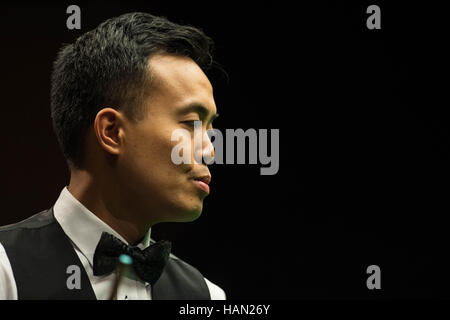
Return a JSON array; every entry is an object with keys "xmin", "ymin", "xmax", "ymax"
[{"xmin": 67, "ymin": 170, "xmax": 150, "ymax": 245}]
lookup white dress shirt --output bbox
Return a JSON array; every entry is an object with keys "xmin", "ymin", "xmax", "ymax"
[{"xmin": 0, "ymin": 186, "xmax": 226, "ymax": 300}]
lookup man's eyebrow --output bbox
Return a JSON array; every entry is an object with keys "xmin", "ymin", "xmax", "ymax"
[{"xmin": 179, "ymin": 102, "xmax": 219, "ymax": 122}]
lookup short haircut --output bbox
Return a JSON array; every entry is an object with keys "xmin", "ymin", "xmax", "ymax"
[{"xmin": 50, "ymin": 12, "xmax": 214, "ymax": 169}]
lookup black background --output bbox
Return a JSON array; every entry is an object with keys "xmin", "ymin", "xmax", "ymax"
[{"xmin": 1, "ymin": 1, "xmax": 449, "ymax": 299}]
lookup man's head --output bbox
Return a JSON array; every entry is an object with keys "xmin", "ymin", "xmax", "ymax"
[{"xmin": 51, "ymin": 12, "xmax": 218, "ymax": 226}]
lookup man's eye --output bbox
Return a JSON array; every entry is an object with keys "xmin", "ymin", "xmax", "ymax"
[{"xmin": 182, "ymin": 120, "xmax": 199, "ymax": 127}]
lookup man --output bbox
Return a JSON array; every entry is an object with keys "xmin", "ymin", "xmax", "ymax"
[{"xmin": 0, "ymin": 12, "xmax": 225, "ymax": 300}]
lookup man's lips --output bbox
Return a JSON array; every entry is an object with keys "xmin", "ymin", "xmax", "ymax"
[
  {"xmin": 192, "ymin": 175, "xmax": 211, "ymax": 194},
  {"xmin": 193, "ymin": 175, "xmax": 211, "ymax": 185}
]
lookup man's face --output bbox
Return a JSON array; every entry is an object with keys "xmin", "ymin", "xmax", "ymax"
[{"xmin": 116, "ymin": 53, "xmax": 217, "ymax": 224}]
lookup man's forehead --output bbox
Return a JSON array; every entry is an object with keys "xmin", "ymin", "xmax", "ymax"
[{"xmin": 147, "ymin": 53, "xmax": 213, "ymax": 94}]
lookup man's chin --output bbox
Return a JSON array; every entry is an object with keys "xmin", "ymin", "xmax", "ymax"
[
  {"xmin": 178, "ymin": 207, "xmax": 203, "ymax": 222},
  {"xmin": 165, "ymin": 203, "xmax": 203, "ymax": 223}
]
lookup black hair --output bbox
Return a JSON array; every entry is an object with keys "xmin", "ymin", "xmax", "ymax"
[{"xmin": 50, "ymin": 12, "xmax": 214, "ymax": 169}]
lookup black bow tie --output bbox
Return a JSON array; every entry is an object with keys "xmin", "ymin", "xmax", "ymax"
[{"xmin": 93, "ymin": 232, "xmax": 171, "ymax": 285}]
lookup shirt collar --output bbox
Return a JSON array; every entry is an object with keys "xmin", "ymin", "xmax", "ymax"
[{"xmin": 53, "ymin": 186, "xmax": 152, "ymax": 268}]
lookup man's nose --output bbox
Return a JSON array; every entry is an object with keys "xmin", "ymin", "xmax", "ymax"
[
  {"xmin": 193, "ymin": 128, "xmax": 215, "ymax": 165},
  {"xmin": 203, "ymin": 133, "xmax": 215, "ymax": 163}
]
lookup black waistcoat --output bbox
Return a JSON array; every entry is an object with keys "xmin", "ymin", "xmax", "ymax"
[{"xmin": 0, "ymin": 208, "xmax": 210, "ymax": 300}]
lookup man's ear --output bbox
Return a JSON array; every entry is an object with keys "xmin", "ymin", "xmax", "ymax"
[{"xmin": 93, "ymin": 108, "xmax": 125, "ymax": 156}]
